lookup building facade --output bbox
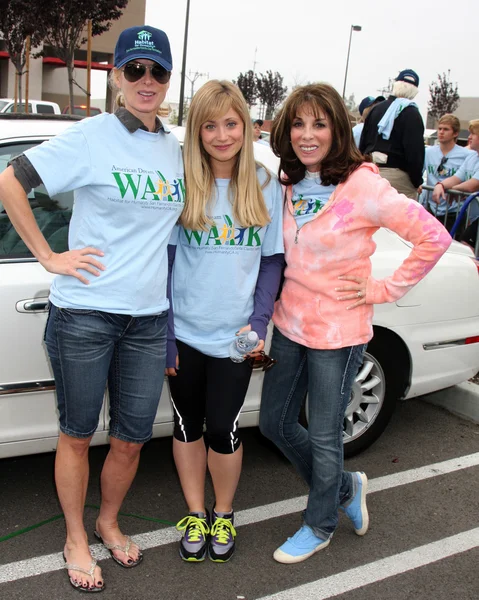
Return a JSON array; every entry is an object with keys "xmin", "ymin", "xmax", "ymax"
[{"xmin": 0, "ymin": 0, "xmax": 146, "ymax": 112}]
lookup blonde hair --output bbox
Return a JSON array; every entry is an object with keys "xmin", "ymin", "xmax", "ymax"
[
  {"xmin": 109, "ymin": 69, "xmax": 125, "ymax": 108},
  {"xmin": 181, "ymin": 80, "xmax": 270, "ymax": 231},
  {"xmin": 469, "ymin": 119, "xmax": 479, "ymax": 135},
  {"xmin": 392, "ymin": 80, "xmax": 418, "ymax": 100},
  {"xmin": 361, "ymin": 105, "xmax": 374, "ymax": 123}
]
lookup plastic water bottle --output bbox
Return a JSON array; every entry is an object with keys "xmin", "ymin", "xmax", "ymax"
[{"xmin": 229, "ymin": 331, "xmax": 259, "ymax": 363}]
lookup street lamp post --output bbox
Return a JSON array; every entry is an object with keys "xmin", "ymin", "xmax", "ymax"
[
  {"xmin": 342, "ymin": 24, "xmax": 362, "ymax": 100},
  {"xmin": 178, "ymin": 0, "xmax": 191, "ymax": 126}
]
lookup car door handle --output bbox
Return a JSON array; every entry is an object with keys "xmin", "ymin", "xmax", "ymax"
[{"xmin": 17, "ymin": 299, "xmax": 49, "ymax": 313}]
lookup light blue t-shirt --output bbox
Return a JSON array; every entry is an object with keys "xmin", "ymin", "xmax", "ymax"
[
  {"xmin": 352, "ymin": 123, "xmax": 363, "ymax": 147},
  {"xmin": 455, "ymin": 151, "xmax": 479, "ymax": 183},
  {"xmin": 291, "ymin": 172, "xmax": 336, "ymax": 229},
  {"xmin": 25, "ymin": 113, "xmax": 185, "ymax": 315},
  {"xmin": 171, "ymin": 168, "xmax": 284, "ymax": 357},
  {"xmin": 421, "ymin": 144, "xmax": 473, "ymax": 215}
]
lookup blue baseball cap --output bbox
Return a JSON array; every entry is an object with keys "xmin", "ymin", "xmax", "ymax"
[
  {"xmin": 114, "ymin": 26, "xmax": 172, "ymax": 71},
  {"xmin": 358, "ymin": 95, "xmax": 385, "ymax": 116},
  {"xmin": 395, "ymin": 69, "xmax": 419, "ymax": 87}
]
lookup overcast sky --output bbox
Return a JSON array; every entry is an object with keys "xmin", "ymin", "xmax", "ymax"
[{"xmin": 136, "ymin": 0, "xmax": 477, "ymax": 119}]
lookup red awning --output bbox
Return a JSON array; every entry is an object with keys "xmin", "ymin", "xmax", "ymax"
[
  {"xmin": 43, "ymin": 57, "xmax": 113, "ymax": 71},
  {"xmin": 0, "ymin": 52, "xmax": 112, "ymax": 71}
]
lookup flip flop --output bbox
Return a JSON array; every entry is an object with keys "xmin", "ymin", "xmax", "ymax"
[
  {"xmin": 63, "ymin": 553, "xmax": 105, "ymax": 593},
  {"xmin": 93, "ymin": 531, "xmax": 143, "ymax": 568}
]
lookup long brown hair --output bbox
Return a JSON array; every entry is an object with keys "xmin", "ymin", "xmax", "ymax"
[{"xmin": 270, "ymin": 83, "xmax": 370, "ymax": 186}]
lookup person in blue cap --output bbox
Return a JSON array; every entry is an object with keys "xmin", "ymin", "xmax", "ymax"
[
  {"xmin": 0, "ymin": 24, "xmax": 183, "ymax": 593},
  {"xmin": 360, "ymin": 69, "xmax": 425, "ymax": 198},
  {"xmin": 352, "ymin": 95, "xmax": 385, "ymax": 147}
]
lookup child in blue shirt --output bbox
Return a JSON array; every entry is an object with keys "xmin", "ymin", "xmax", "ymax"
[{"xmin": 167, "ymin": 80, "xmax": 284, "ymax": 563}]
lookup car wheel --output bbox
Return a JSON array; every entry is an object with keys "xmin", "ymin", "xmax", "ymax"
[
  {"xmin": 342, "ymin": 344, "xmax": 397, "ymax": 457},
  {"xmin": 302, "ymin": 336, "xmax": 404, "ymax": 457}
]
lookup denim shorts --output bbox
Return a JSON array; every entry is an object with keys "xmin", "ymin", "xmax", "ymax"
[{"xmin": 44, "ymin": 303, "xmax": 168, "ymax": 443}]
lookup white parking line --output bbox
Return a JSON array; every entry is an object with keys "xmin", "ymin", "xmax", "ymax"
[
  {"xmin": 257, "ymin": 528, "xmax": 479, "ymax": 600},
  {"xmin": 1, "ymin": 452, "xmax": 479, "ymax": 584}
]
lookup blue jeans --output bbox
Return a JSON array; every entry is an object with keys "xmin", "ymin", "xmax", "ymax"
[
  {"xmin": 260, "ymin": 327, "xmax": 366, "ymax": 538},
  {"xmin": 45, "ymin": 303, "xmax": 168, "ymax": 443}
]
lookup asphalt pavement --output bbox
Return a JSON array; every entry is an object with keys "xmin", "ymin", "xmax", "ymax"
[{"xmin": 0, "ymin": 395, "xmax": 478, "ymax": 600}]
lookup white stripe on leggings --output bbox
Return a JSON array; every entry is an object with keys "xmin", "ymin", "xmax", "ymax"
[
  {"xmin": 170, "ymin": 398, "xmax": 188, "ymax": 443},
  {"xmin": 229, "ymin": 404, "xmax": 243, "ymax": 453}
]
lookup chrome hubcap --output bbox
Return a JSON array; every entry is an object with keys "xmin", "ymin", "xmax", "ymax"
[{"xmin": 343, "ymin": 352, "xmax": 385, "ymax": 444}]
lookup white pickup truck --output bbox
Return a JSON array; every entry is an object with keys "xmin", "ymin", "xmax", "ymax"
[{"xmin": 0, "ymin": 98, "xmax": 61, "ymax": 115}]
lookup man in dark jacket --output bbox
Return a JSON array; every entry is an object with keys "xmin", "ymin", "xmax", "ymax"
[{"xmin": 359, "ymin": 69, "xmax": 424, "ymax": 198}]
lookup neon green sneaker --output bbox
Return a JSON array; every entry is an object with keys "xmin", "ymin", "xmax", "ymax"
[
  {"xmin": 176, "ymin": 511, "xmax": 210, "ymax": 562},
  {"xmin": 208, "ymin": 509, "xmax": 236, "ymax": 563}
]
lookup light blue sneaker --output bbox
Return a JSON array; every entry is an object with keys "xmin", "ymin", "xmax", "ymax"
[
  {"xmin": 341, "ymin": 471, "xmax": 369, "ymax": 535},
  {"xmin": 273, "ymin": 525, "xmax": 330, "ymax": 564}
]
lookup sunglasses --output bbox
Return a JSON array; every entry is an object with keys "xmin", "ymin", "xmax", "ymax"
[
  {"xmin": 437, "ymin": 156, "xmax": 448, "ymax": 175},
  {"xmin": 248, "ymin": 351, "xmax": 277, "ymax": 372},
  {"xmin": 122, "ymin": 62, "xmax": 171, "ymax": 85}
]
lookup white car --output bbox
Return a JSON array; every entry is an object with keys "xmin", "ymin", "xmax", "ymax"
[{"xmin": 1, "ymin": 115, "xmax": 479, "ymax": 460}]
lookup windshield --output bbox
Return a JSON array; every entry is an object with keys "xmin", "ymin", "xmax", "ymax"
[{"xmin": 0, "ymin": 101, "xmax": 9, "ymax": 111}]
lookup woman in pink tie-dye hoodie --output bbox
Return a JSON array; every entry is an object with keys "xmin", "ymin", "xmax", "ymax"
[{"xmin": 259, "ymin": 83, "xmax": 451, "ymax": 565}]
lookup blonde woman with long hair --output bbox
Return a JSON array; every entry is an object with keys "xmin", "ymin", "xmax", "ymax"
[{"xmin": 166, "ymin": 80, "xmax": 284, "ymax": 562}]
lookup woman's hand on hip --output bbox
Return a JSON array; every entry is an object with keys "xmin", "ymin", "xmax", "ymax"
[
  {"xmin": 336, "ymin": 275, "xmax": 367, "ymax": 310},
  {"xmin": 39, "ymin": 247, "xmax": 105, "ymax": 285}
]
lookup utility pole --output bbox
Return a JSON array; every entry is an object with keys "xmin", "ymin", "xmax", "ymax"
[
  {"xmin": 178, "ymin": 0, "xmax": 191, "ymax": 126},
  {"xmin": 253, "ymin": 47, "xmax": 260, "ymax": 117},
  {"xmin": 377, "ymin": 78, "xmax": 393, "ymax": 97},
  {"xmin": 185, "ymin": 70, "xmax": 208, "ymax": 103},
  {"xmin": 342, "ymin": 24, "xmax": 362, "ymax": 99}
]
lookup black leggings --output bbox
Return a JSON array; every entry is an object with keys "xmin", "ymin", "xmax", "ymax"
[{"xmin": 168, "ymin": 340, "xmax": 253, "ymax": 454}]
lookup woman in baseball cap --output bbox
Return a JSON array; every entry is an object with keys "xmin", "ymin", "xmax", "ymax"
[
  {"xmin": 111, "ymin": 25, "xmax": 173, "ymax": 129},
  {"xmin": 0, "ymin": 24, "xmax": 183, "ymax": 593}
]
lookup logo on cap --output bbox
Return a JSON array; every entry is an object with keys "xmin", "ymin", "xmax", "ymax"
[
  {"xmin": 137, "ymin": 30, "xmax": 152, "ymax": 41},
  {"xmin": 135, "ymin": 30, "xmax": 156, "ymax": 49}
]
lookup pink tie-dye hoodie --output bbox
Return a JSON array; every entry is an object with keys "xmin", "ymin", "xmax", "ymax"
[{"xmin": 273, "ymin": 163, "xmax": 452, "ymax": 349}]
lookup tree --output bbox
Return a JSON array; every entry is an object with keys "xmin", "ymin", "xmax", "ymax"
[
  {"xmin": 169, "ymin": 101, "xmax": 189, "ymax": 125},
  {"xmin": 35, "ymin": 0, "xmax": 128, "ymax": 112},
  {"xmin": 255, "ymin": 71, "xmax": 287, "ymax": 120},
  {"xmin": 0, "ymin": 0, "xmax": 44, "ymax": 106},
  {"xmin": 428, "ymin": 71, "xmax": 460, "ymax": 120},
  {"xmin": 234, "ymin": 70, "xmax": 257, "ymax": 108}
]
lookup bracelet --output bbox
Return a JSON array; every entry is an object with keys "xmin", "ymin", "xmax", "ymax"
[{"xmin": 435, "ymin": 182, "xmax": 445, "ymax": 190}]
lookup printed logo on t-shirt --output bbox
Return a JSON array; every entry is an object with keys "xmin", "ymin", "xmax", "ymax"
[
  {"xmin": 427, "ymin": 165, "xmax": 458, "ymax": 177},
  {"xmin": 111, "ymin": 167, "xmax": 185, "ymax": 208},
  {"xmin": 182, "ymin": 214, "xmax": 262, "ymax": 249},
  {"xmin": 291, "ymin": 194, "xmax": 326, "ymax": 216}
]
